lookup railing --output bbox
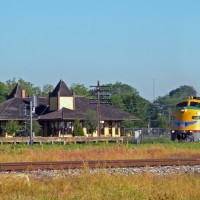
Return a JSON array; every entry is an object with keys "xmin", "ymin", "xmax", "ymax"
[
  {"xmin": 0, "ymin": 136, "xmax": 124, "ymax": 145},
  {"xmin": 0, "ymin": 128, "xmax": 172, "ymax": 145}
]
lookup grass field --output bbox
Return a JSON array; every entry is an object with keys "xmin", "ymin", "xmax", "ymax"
[
  {"xmin": 1, "ymin": 141, "xmax": 200, "ymax": 162},
  {"xmin": 1, "ymin": 142, "xmax": 200, "ymax": 199},
  {"xmin": 1, "ymin": 170, "xmax": 200, "ymax": 200}
]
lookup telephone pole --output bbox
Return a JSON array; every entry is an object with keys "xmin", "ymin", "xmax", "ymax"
[
  {"xmin": 97, "ymin": 81, "xmax": 101, "ymax": 136},
  {"xmin": 29, "ymin": 95, "xmax": 38, "ymax": 145},
  {"xmin": 90, "ymin": 81, "xmax": 110, "ymax": 136}
]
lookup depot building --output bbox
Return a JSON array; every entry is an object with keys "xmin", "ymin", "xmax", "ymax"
[{"xmin": 0, "ymin": 80, "xmax": 138, "ymax": 137}]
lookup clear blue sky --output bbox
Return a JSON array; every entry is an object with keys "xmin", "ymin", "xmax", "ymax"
[{"xmin": 1, "ymin": 0, "xmax": 200, "ymax": 101}]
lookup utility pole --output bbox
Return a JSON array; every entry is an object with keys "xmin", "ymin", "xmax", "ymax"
[
  {"xmin": 90, "ymin": 81, "xmax": 110, "ymax": 136},
  {"xmin": 29, "ymin": 95, "xmax": 38, "ymax": 145},
  {"xmin": 30, "ymin": 100, "xmax": 33, "ymax": 145},
  {"xmin": 97, "ymin": 80, "xmax": 101, "ymax": 136}
]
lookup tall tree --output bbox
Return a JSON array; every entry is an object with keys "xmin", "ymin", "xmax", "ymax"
[
  {"xmin": 107, "ymin": 81, "xmax": 139, "ymax": 96},
  {"xmin": 18, "ymin": 78, "xmax": 41, "ymax": 96},
  {"xmin": 41, "ymin": 84, "xmax": 54, "ymax": 97},
  {"xmin": 106, "ymin": 82, "xmax": 150, "ymax": 128},
  {"xmin": 73, "ymin": 118, "xmax": 84, "ymax": 136},
  {"xmin": 5, "ymin": 78, "xmax": 42, "ymax": 97},
  {"xmin": 6, "ymin": 78, "xmax": 17, "ymax": 94},
  {"xmin": 85, "ymin": 110, "xmax": 98, "ymax": 135},
  {"xmin": 169, "ymin": 85, "xmax": 197, "ymax": 99},
  {"xmin": 70, "ymin": 83, "xmax": 90, "ymax": 97},
  {"xmin": 26, "ymin": 120, "xmax": 42, "ymax": 136},
  {"xmin": 149, "ymin": 85, "xmax": 198, "ymax": 128},
  {"xmin": 0, "ymin": 82, "xmax": 7, "ymax": 102}
]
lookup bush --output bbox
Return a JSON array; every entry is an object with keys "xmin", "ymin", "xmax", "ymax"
[
  {"xmin": 4, "ymin": 120, "xmax": 20, "ymax": 136},
  {"xmin": 73, "ymin": 118, "xmax": 84, "ymax": 136}
]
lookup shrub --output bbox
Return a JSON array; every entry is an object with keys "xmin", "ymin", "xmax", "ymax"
[
  {"xmin": 4, "ymin": 120, "xmax": 20, "ymax": 136},
  {"xmin": 73, "ymin": 118, "xmax": 84, "ymax": 136}
]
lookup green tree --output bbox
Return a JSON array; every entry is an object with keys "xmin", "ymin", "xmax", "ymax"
[
  {"xmin": 70, "ymin": 83, "xmax": 90, "ymax": 97},
  {"xmin": 0, "ymin": 82, "xmax": 7, "ymax": 102},
  {"xmin": 169, "ymin": 85, "xmax": 197, "ymax": 99},
  {"xmin": 18, "ymin": 78, "xmax": 41, "ymax": 96},
  {"xmin": 4, "ymin": 120, "xmax": 20, "ymax": 136},
  {"xmin": 150, "ymin": 85, "xmax": 198, "ymax": 128},
  {"xmin": 6, "ymin": 78, "xmax": 17, "ymax": 94},
  {"xmin": 120, "ymin": 118, "xmax": 135, "ymax": 128},
  {"xmin": 156, "ymin": 115, "xmax": 169, "ymax": 128},
  {"xmin": 106, "ymin": 82, "xmax": 150, "ymax": 128},
  {"xmin": 5, "ymin": 78, "xmax": 42, "ymax": 97},
  {"xmin": 73, "ymin": 118, "xmax": 84, "ymax": 136},
  {"xmin": 108, "ymin": 81, "xmax": 139, "ymax": 95},
  {"xmin": 41, "ymin": 84, "xmax": 54, "ymax": 97},
  {"xmin": 110, "ymin": 94, "xmax": 125, "ymax": 110},
  {"xmin": 85, "ymin": 110, "xmax": 98, "ymax": 135},
  {"xmin": 26, "ymin": 120, "xmax": 42, "ymax": 136},
  {"xmin": 123, "ymin": 94, "xmax": 149, "ymax": 127}
]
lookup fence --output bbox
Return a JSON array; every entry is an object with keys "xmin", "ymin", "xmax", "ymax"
[
  {"xmin": 0, "ymin": 136, "xmax": 123, "ymax": 145},
  {"xmin": 123, "ymin": 128, "xmax": 171, "ymax": 144}
]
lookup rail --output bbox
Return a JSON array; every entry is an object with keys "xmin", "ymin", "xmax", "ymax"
[{"xmin": 1, "ymin": 158, "xmax": 200, "ymax": 171}]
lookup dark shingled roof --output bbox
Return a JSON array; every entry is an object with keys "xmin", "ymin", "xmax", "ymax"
[
  {"xmin": 38, "ymin": 108, "xmax": 86, "ymax": 120},
  {"xmin": 39, "ymin": 96, "xmax": 139, "ymax": 121},
  {"xmin": 50, "ymin": 80, "xmax": 73, "ymax": 97},
  {"xmin": 75, "ymin": 96, "xmax": 138, "ymax": 121},
  {"xmin": 7, "ymin": 83, "xmax": 24, "ymax": 99},
  {"xmin": 0, "ymin": 97, "xmax": 49, "ymax": 120},
  {"xmin": 0, "ymin": 81, "xmax": 139, "ymax": 122}
]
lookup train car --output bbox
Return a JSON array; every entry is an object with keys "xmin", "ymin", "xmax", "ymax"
[{"xmin": 171, "ymin": 96, "xmax": 200, "ymax": 142}]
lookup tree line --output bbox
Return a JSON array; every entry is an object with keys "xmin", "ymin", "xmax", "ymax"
[{"xmin": 0, "ymin": 78, "xmax": 197, "ymax": 129}]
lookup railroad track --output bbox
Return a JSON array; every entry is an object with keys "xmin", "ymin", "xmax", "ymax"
[{"xmin": 1, "ymin": 158, "xmax": 200, "ymax": 171}]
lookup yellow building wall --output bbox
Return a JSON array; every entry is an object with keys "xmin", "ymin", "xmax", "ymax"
[
  {"xmin": 50, "ymin": 97, "xmax": 58, "ymax": 111},
  {"xmin": 118, "ymin": 128, "xmax": 121, "ymax": 136},
  {"xmin": 104, "ymin": 127, "xmax": 109, "ymax": 136},
  {"xmin": 83, "ymin": 127, "xmax": 87, "ymax": 135},
  {"xmin": 59, "ymin": 97, "xmax": 74, "ymax": 110},
  {"xmin": 92, "ymin": 130, "xmax": 98, "ymax": 137},
  {"xmin": 112, "ymin": 127, "xmax": 116, "ymax": 137}
]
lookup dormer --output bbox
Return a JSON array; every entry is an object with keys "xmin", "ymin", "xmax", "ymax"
[
  {"xmin": 7, "ymin": 82, "xmax": 26, "ymax": 99},
  {"xmin": 49, "ymin": 80, "xmax": 75, "ymax": 111}
]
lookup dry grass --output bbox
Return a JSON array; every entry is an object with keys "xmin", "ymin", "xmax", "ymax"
[
  {"xmin": 1, "ymin": 143, "xmax": 200, "ymax": 199},
  {"xmin": 0, "ymin": 143, "xmax": 200, "ymax": 162},
  {"xmin": 0, "ymin": 171, "xmax": 200, "ymax": 200}
]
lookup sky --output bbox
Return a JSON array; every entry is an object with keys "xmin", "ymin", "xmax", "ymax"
[{"xmin": 1, "ymin": 0, "xmax": 200, "ymax": 101}]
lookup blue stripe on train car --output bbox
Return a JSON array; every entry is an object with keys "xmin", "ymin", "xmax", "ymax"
[{"xmin": 171, "ymin": 121, "xmax": 197, "ymax": 127}]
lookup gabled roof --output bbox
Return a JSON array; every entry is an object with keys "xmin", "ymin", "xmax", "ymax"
[
  {"xmin": 0, "ymin": 80, "xmax": 139, "ymax": 123},
  {"xmin": 50, "ymin": 80, "xmax": 72, "ymax": 97},
  {"xmin": 39, "ymin": 107, "xmax": 85, "ymax": 120},
  {"xmin": 75, "ymin": 96, "xmax": 138, "ymax": 121},
  {"xmin": 40, "ymin": 96, "xmax": 139, "ymax": 121},
  {"xmin": 7, "ymin": 82, "xmax": 24, "ymax": 99},
  {"xmin": 0, "ymin": 97, "xmax": 49, "ymax": 120}
]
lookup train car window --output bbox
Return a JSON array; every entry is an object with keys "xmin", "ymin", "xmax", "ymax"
[
  {"xmin": 190, "ymin": 102, "xmax": 200, "ymax": 107},
  {"xmin": 192, "ymin": 116, "xmax": 200, "ymax": 119},
  {"xmin": 176, "ymin": 102, "xmax": 188, "ymax": 108}
]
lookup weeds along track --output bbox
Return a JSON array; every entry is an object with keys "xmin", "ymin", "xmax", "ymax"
[{"xmin": 1, "ymin": 158, "xmax": 200, "ymax": 171}]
